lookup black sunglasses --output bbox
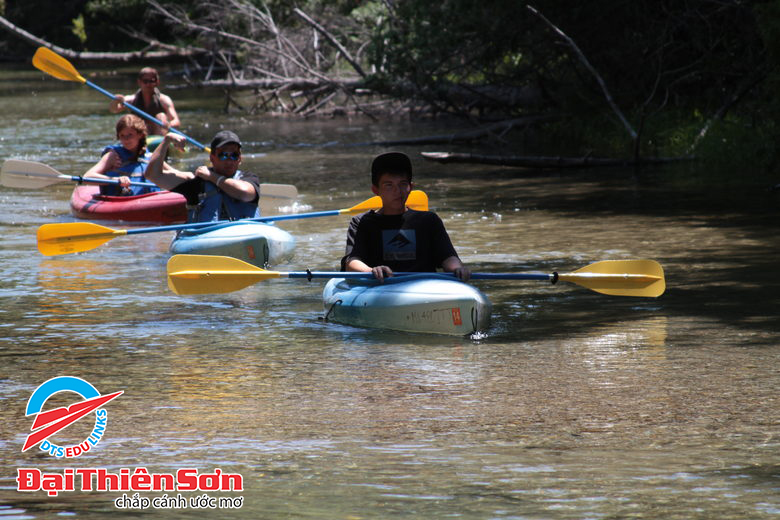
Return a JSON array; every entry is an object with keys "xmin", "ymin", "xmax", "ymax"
[{"xmin": 217, "ymin": 151, "xmax": 241, "ymax": 161}]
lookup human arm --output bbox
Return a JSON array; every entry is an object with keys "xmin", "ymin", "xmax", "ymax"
[
  {"xmin": 340, "ymin": 212, "xmax": 394, "ymax": 280},
  {"xmin": 427, "ymin": 213, "xmax": 470, "ymax": 280},
  {"xmin": 346, "ymin": 257, "xmax": 394, "ymax": 282},
  {"xmin": 159, "ymin": 93, "xmax": 181, "ymax": 129},
  {"xmin": 197, "ymin": 166, "xmax": 258, "ymax": 202},
  {"xmin": 108, "ymin": 93, "xmax": 134, "ymax": 114},
  {"xmin": 442, "ymin": 255, "xmax": 471, "ymax": 281},
  {"xmin": 83, "ymin": 150, "xmax": 130, "ymax": 188},
  {"xmin": 348, "ymin": 248, "xmax": 469, "ymax": 282},
  {"xmin": 144, "ymin": 133, "xmax": 194, "ymax": 190},
  {"xmin": 161, "ymin": 161, "xmax": 187, "ymax": 175}
]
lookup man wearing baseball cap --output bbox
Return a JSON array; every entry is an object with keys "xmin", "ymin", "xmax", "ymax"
[
  {"xmin": 340, "ymin": 151, "xmax": 471, "ymax": 281},
  {"xmin": 145, "ymin": 130, "xmax": 261, "ymax": 222}
]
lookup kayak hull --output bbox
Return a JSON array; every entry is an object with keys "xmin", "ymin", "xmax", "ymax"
[
  {"xmin": 70, "ymin": 185, "xmax": 186, "ymax": 223},
  {"xmin": 169, "ymin": 221, "xmax": 295, "ymax": 268},
  {"xmin": 322, "ymin": 275, "xmax": 491, "ymax": 335}
]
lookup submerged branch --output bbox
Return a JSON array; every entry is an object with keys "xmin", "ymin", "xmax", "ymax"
[
  {"xmin": 421, "ymin": 152, "xmax": 695, "ymax": 169},
  {"xmin": 364, "ymin": 116, "xmax": 554, "ymax": 146}
]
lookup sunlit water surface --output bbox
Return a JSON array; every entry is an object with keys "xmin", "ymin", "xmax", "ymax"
[{"xmin": 0, "ymin": 66, "xmax": 777, "ymax": 519}]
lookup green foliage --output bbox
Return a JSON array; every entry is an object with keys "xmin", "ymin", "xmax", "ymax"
[
  {"xmin": 690, "ymin": 119, "xmax": 778, "ymax": 175},
  {"xmin": 4, "ymin": 0, "xmax": 90, "ymax": 51},
  {"xmin": 753, "ymin": 1, "xmax": 780, "ymax": 62},
  {"xmin": 3, "ymin": 0, "xmax": 779, "ymax": 169},
  {"xmin": 82, "ymin": 0, "xmax": 183, "ymax": 51},
  {"xmin": 369, "ymin": 0, "xmax": 530, "ymax": 84},
  {"xmin": 364, "ymin": 0, "xmax": 537, "ymax": 117},
  {"xmin": 349, "ymin": 0, "xmax": 385, "ymax": 23},
  {"xmin": 71, "ymin": 14, "xmax": 87, "ymax": 45},
  {"xmin": 528, "ymin": 107, "xmax": 780, "ymax": 175},
  {"xmin": 359, "ymin": 0, "xmax": 780, "ymax": 168},
  {"xmin": 536, "ymin": 115, "xmax": 633, "ymax": 158},
  {"xmin": 751, "ymin": 1, "xmax": 780, "ymax": 124}
]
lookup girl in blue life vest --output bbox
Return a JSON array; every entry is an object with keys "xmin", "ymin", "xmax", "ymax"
[{"xmin": 83, "ymin": 114, "xmax": 160, "ymax": 196}]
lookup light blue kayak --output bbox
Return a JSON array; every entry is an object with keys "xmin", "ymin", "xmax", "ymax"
[
  {"xmin": 169, "ymin": 221, "xmax": 295, "ymax": 268},
  {"xmin": 322, "ymin": 274, "xmax": 491, "ymax": 335},
  {"xmin": 146, "ymin": 135, "xmax": 186, "ymax": 158}
]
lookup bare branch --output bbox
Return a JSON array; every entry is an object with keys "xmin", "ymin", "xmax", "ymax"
[
  {"xmin": 0, "ymin": 14, "xmax": 203, "ymax": 62},
  {"xmin": 526, "ymin": 5, "xmax": 638, "ymax": 140},
  {"xmin": 293, "ymin": 8, "xmax": 367, "ymax": 78},
  {"xmin": 147, "ymin": 0, "xmax": 331, "ymax": 82},
  {"xmin": 688, "ymin": 69, "xmax": 769, "ymax": 153}
]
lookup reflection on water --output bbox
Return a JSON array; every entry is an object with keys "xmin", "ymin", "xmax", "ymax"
[{"xmin": 0, "ymin": 70, "xmax": 778, "ymax": 519}]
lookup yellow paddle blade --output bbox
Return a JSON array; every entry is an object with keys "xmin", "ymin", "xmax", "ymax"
[
  {"xmin": 167, "ymin": 254, "xmax": 283, "ymax": 295},
  {"xmin": 32, "ymin": 47, "xmax": 86, "ymax": 83},
  {"xmin": 406, "ymin": 190, "xmax": 428, "ymax": 211},
  {"xmin": 558, "ymin": 259, "xmax": 665, "ymax": 297},
  {"xmin": 342, "ymin": 190, "xmax": 428, "ymax": 215},
  {"xmin": 37, "ymin": 222, "xmax": 126, "ymax": 256}
]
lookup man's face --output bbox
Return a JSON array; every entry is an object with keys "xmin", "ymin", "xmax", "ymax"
[
  {"xmin": 210, "ymin": 143, "xmax": 242, "ymax": 176},
  {"xmin": 371, "ymin": 173, "xmax": 412, "ymax": 215}
]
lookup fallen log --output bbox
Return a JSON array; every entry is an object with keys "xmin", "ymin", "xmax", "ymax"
[
  {"xmin": 421, "ymin": 152, "xmax": 695, "ymax": 168},
  {"xmin": 0, "ymin": 15, "xmax": 205, "ymax": 62},
  {"xmin": 167, "ymin": 77, "xmax": 363, "ymax": 90}
]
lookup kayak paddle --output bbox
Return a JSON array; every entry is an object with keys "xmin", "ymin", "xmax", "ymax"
[
  {"xmin": 3, "ymin": 158, "xmax": 297, "ymax": 202},
  {"xmin": 32, "ymin": 46, "xmax": 210, "ymax": 152},
  {"xmin": 36, "ymin": 190, "xmax": 429, "ymax": 256},
  {"xmin": 1, "ymin": 159, "xmax": 156, "ymax": 189},
  {"xmin": 32, "ymin": 47, "xmax": 298, "ymax": 200},
  {"xmin": 166, "ymin": 254, "xmax": 666, "ymax": 298}
]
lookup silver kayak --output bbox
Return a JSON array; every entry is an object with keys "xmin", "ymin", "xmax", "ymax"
[
  {"xmin": 322, "ymin": 274, "xmax": 491, "ymax": 335},
  {"xmin": 169, "ymin": 221, "xmax": 295, "ymax": 268}
]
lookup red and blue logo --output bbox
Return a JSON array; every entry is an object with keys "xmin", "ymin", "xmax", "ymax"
[{"xmin": 23, "ymin": 377, "xmax": 122, "ymax": 458}]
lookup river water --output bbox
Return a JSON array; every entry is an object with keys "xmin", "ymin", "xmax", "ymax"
[{"xmin": 0, "ymin": 65, "xmax": 778, "ymax": 519}]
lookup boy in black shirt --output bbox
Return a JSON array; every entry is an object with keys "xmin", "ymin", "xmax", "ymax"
[{"xmin": 341, "ymin": 152, "xmax": 471, "ymax": 282}]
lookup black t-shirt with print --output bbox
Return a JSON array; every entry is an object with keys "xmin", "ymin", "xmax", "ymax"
[{"xmin": 340, "ymin": 209, "xmax": 459, "ymax": 272}]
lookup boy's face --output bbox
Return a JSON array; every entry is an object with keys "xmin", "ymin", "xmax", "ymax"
[{"xmin": 371, "ymin": 172, "xmax": 413, "ymax": 215}]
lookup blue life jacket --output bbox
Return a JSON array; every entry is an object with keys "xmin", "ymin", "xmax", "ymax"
[
  {"xmin": 98, "ymin": 144, "xmax": 159, "ymax": 196},
  {"xmin": 187, "ymin": 170, "xmax": 261, "ymax": 223}
]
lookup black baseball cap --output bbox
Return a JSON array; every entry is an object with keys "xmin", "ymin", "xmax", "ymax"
[
  {"xmin": 371, "ymin": 151, "xmax": 412, "ymax": 185},
  {"xmin": 210, "ymin": 130, "xmax": 241, "ymax": 151}
]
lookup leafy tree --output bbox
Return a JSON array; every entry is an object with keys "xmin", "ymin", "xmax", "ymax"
[
  {"xmin": 364, "ymin": 0, "xmax": 776, "ymax": 159},
  {"xmin": 4, "ymin": 0, "xmax": 89, "ymax": 51},
  {"xmin": 366, "ymin": 0, "xmax": 536, "ymax": 116},
  {"xmin": 4, "ymin": 0, "xmax": 779, "ymax": 164}
]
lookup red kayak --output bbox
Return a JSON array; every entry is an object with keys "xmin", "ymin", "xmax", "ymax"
[{"xmin": 70, "ymin": 185, "xmax": 187, "ymax": 223}]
